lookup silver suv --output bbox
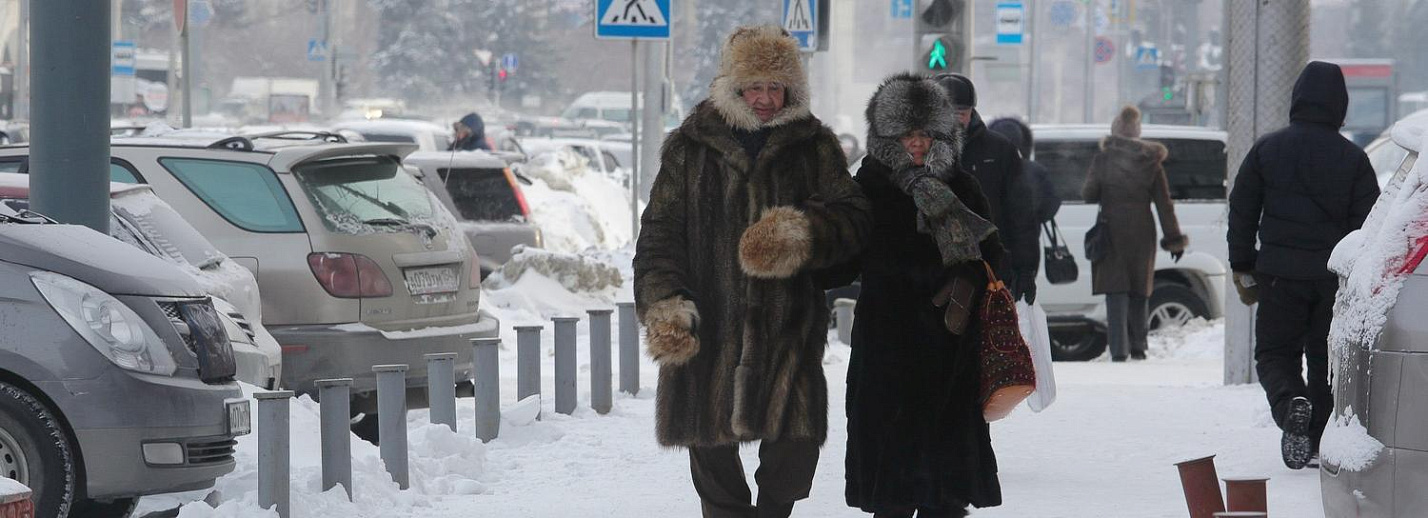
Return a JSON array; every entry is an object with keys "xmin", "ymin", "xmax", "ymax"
[
  {"xmin": 0, "ymin": 205, "xmax": 246, "ymax": 517},
  {"xmin": 0, "ymin": 135, "xmax": 498, "ymax": 414}
]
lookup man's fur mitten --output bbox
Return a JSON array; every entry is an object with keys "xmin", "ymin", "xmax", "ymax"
[{"xmin": 738, "ymin": 206, "xmax": 812, "ymax": 279}]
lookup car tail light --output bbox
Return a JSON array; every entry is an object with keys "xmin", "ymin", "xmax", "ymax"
[
  {"xmin": 308, "ymin": 253, "xmax": 394, "ymax": 298},
  {"xmin": 470, "ymin": 262, "xmax": 483, "ymax": 288},
  {"xmin": 505, "ymin": 168, "xmax": 532, "ymax": 218},
  {"xmin": 1399, "ymin": 235, "xmax": 1428, "ymax": 275}
]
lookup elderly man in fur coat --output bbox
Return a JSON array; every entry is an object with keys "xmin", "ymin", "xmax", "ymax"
[{"xmin": 632, "ymin": 25, "xmax": 873, "ymax": 518}]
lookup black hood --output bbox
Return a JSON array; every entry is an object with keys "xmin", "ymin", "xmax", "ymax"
[
  {"xmin": 1290, "ymin": 61, "xmax": 1348, "ymax": 127},
  {"xmin": 987, "ymin": 117, "xmax": 1032, "ymax": 157}
]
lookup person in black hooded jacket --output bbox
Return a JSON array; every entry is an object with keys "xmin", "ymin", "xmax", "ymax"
[
  {"xmin": 1227, "ymin": 61, "xmax": 1380, "ymax": 470},
  {"xmin": 988, "ymin": 117, "xmax": 1062, "ymax": 225},
  {"xmin": 933, "ymin": 74, "xmax": 1039, "ymax": 304},
  {"xmin": 450, "ymin": 112, "xmax": 492, "ymax": 151}
]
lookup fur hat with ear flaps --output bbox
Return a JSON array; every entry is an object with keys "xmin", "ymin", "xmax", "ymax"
[
  {"xmin": 864, "ymin": 72, "xmax": 965, "ymax": 173},
  {"xmin": 709, "ymin": 25, "xmax": 812, "ymax": 131},
  {"xmin": 1111, "ymin": 105, "xmax": 1143, "ymax": 139}
]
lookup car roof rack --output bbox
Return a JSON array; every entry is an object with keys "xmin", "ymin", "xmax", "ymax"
[
  {"xmin": 245, "ymin": 130, "xmax": 349, "ymax": 144},
  {"xmin": 208, "ymin": 136, "xmax": 255, "ymax": 151}
]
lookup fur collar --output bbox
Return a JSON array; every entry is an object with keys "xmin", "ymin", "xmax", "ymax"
[
  {"xmin": 707, "ymin": 25, "xmax": 813, "ymax": 132},
  {"xmin": 864, "ymin": 72, "xmax": 964, "ymax": 174},
  {"xmin": 678, "ymin": 101, "xmax": 822, "ymax": 173}
]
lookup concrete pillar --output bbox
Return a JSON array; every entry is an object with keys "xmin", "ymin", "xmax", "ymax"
[
  {"xmin": 373, "ymin": 364, "xmax": 409, "ymax": 489},
  {"xmin": 553, "ymin": 317, "xmax": 580, "ymax": 415},
  {"xmin": 316, "ymin": 379, "xmax": 352, "ymax": 500},
  {"xmin": 1222, "ymin": 0, "xmax": 1309, "ymax": 385},
  {"xmin": 255, "ymin": 391, "xmax": 294, "ymax": 518},
  {"xmin": 30, "ymin": 0, "xmax": 110, "ymax": 232},
  {"xmin": 425, "ymin": 353, "xmax": 458, "ymax": 432},
  {"xmin": 471, "ymin": 338, "xmax": 501, "ymax": 442},
  {"xmin": 617, "ymin": 302, "xmax": 639, "ymax": 396}
]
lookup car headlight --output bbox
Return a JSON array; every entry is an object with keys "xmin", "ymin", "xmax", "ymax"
[{"xmin": 30, "ymin": 271, "xmax": 177, "ymax": 376}]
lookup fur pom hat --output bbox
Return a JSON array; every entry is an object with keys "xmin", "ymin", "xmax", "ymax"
[
  {"xmin": 1111, "ymin": 105, "xmax": 1142, "ymax": 139},
  {"xmin": 709, "ymin": 25, "xmax": 812, "ymax": 131},
  {"xmin": 864, "ymin": 72, "xmax": 965, "ymax": 173}
]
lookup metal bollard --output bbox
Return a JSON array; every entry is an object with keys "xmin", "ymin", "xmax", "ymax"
[
  {"xmin": 1223, "ymin": 477, "xmax": 1269, "ymax": 513},
  {"xmin": 255, "ymin": 391, "xmax": 294, "ymax": 518},
  {"xmin": 373, "ymin": 364, "xmax": 410, "ymax": 490},
  {"xmin": 553, "ymin": 316, "xmax": 580, "ymax": 415},
  {"xmin": 515, "ymin": 325, "xmax": 544, "ymax": 411},
  {"xmin": 316, "ymin": 379, "xmax": 352, "ymax": 500},
  {"xmin": 835, "ymin": 298, "xmax": 856, "ymax": 345},
  {"xmin": 589, "ymin": 309, "xmax": 614, "ymax": 414},
  {"xmin": 1175, "ymin": 455, "xmax": 1227, "ymax": 518},
  {"xmin": 472, "ymin": 337, "xmax": 502, "ymax": 442},
  {"xmin": 426, "ymin": 353, "xmax": 458, "ymax": 432},
  {"xmin": 617, "ymin": 302, "xmax": 639, "ymax": 396}
]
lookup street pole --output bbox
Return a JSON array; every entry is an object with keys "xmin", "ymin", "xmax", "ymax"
[
  {"xmin": 1083, "ymin": 0, "xmax": 1095, "ymax": 124},
  {"xmin": 180, "ymin": 8, "xmax": 191, "ymax": 127},
  {"xmin": 1026, "ymin": 0, "xmax": 1038, "ymax": 122},
  {"xmin": 322, "ymin": 0, "xmax": 337, "ymax": 118},
  {"xmin": 639, "ymin": 41, "xmax": 664, "ymax": 209},
  {"xmin": 1222, "ymin": 0, "xmax": 1309, "ymax": 385},
  {"xmin": 629, "ymin": 40, "xmax": 641, "ymax": 240},
  {"xmin": 30, "ymin": 0, "xmax": 111, "ymax": 232},
  {"xmin": 15, "ymin": 0, "xmax": 28, "ymax": 120}
]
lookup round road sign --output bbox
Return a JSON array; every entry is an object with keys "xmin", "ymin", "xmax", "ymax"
[{"xmin": 1094, "ymin": 36, "xmax": 1116, "ymax": 64}]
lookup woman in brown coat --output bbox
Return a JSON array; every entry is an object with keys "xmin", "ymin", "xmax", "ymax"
[{"xmin": 1083, "ymin": 106, "xmax": 1188, "ymax": 361}]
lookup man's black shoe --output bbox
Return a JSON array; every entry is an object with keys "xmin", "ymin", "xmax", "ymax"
[{"xmin": 1282, "ymin": 396, "xmax": 1314, "ymax": 470}]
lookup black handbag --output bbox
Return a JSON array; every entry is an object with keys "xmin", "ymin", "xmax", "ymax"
[
  {"xmin": 1043, "ymin": 219, "xmax": 1079, "ymax": 285},
  {"xmin": 1084, "ymin": 211, "xmax": 1111, "ymax": 263}
]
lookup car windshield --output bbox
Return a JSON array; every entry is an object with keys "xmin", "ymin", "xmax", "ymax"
[
  {"xmin": 292, "ymin": 155, "xmax": 435, "ymax": 234},
  {"xmin": 111, "ymin": 190, "xmax": 227, "ymax": 269}
]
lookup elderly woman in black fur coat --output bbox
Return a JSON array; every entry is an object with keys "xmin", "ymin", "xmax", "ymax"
[{"xmin": 825, "ymin": 73, "xmax": 1005, "ymax": 517}]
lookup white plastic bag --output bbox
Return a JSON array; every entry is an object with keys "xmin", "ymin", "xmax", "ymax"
[{"xmin": 1017, "ymin": 301, "xmax": 1057, "ymax": 412}]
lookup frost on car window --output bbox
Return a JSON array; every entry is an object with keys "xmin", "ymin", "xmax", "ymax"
[{"xmin": 293, "ymin": 155, "xmax": 439, "ymax": 236}]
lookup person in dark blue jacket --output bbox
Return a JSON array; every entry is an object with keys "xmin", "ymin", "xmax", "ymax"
[
  {"xmin": 450, "ymin": 112, "xmax": 491, "ymax": 151},
  {"xmin": 1227, "ymin": 61, "xmax": 1380, "ymax": 470}
]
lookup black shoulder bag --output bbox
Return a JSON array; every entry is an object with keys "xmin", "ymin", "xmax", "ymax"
[{"xmin": 1043, "ymin": 219, "xmax": 1079, "ymax": 285}]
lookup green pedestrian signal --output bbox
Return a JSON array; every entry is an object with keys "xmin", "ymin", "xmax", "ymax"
[
  {"xmin": 928, "ymin": 40, "xmax": 948, "ymax": 70},
  {"xmin": 1162, "ymin": 86, "xmax": 1174, "ymax": 101}
]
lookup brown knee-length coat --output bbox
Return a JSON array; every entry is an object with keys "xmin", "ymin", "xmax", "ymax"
[{"xmin": 1082, "ymin": 136, "xmax": 1188, "ymax": 296}]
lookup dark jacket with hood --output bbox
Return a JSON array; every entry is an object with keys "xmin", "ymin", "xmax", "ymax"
[
  {"xmin": 1228, "ymin": 61, "xmax": 1380, "ymax": 279},
  {"xmin": 988, "ymin": 117, "xmax": 1061, "ymax": 225},
  {"xmin": 450, "ymin": 112, "xmax": 491, "ymax": 151},
  {"xmin": 960, "ymin": 111, "xmax": 1038, "ymax": 291},
  {"xmin": 825, "ymin": 73, "xmax": 1003, "ymax": 512},
  {"xmin": 633, "ymin": 26, "xmax": 873, "ymax": 448}
]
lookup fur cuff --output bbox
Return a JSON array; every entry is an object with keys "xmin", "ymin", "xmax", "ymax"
[
  {"xmin": 1161, "ymin": 234, "xmax": 1189, "ymax": 253},
  {"xmin": 739, "ymin": 206, "xmax": 812, "ymax": 279},
  {"xmin": 643, "ymin": 296, "xmax": 699, "ymax": 366}
]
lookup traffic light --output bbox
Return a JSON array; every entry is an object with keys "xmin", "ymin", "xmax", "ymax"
[
  {"xmin": 916, "ymin": 0, "xmax": 968, "ymax": 73},
  {"xmin": 1159, "ymin": 65, "xmax": 1175, "ymax": 100}
]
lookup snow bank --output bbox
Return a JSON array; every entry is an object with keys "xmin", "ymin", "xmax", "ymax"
[
  {"xmin": 1147, "ymin": 318, "xmax": 1224, "ymax": 360},
  {"xmin": 484, "ymin": 246, "xmax": 623, "ymax": 294},
  {"xmin": 1329, "ymin": 129, "xmax": 1428, "ymax": 370},
  {"xmin": 173, "ymin": 384, "xmax": 490, "ymax": 517},
  {"xmin": 0, "ymin": 476, "xmax": 29, "ymax": 497},
  {"xmin": 1319, "ymin": 407, "xmax": 1385, "ymax": 472},
  {"xmin": 516, "ymin": 151, "xmax": 633, "ymax": 253}
]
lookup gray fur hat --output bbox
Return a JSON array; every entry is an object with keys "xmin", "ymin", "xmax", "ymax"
[{"xmin": 864, "ymin": 72, "xmax": 965, "ymax": 173}]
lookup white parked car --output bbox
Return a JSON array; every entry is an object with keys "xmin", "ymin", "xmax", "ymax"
[
  {"xmin": 331, "ymin": 119, "xmax": 454, "ymax": 152},
  {"xmin": 1030, "ymin": 124, "xmax": 1230, "ymax": 360}
]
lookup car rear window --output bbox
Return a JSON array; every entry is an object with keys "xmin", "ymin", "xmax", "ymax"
[
  {"xmin": 438, "ymin": 168, "xmax": 523, "ymax": 222},
  {"xmin": 1036, "ymin": 137, "xmax": 1227, "ymax": 203},
  {"xmin": 159, "ymin": 158, "xmax": 305, "ymax": 233},
  {"xmin": 292, "ymin": 155, "xmax": 437, "ymax": 235}
]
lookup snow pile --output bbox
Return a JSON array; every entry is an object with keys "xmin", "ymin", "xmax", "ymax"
[
  {"xmin": 173, "ymin": 384, "xmax": 490, "ymax": 518},
  {"xmin": 516, "ymin": 151, "xmax": 634, "ymax": 253},
  {"xmin": 1148, "ymin": 318, "xmax": 1224, "ymax": 360},
  {"xmin": 1319, "ymin": 407, "xmax": 1385, "ymax": 472},
  {"xmin": 0, "ymin": 476, "xmax": 29, "ymax": 497},
  {"xmin": 484, "ymin": 246, "xmax": 623, "ymax": 294},
  {"xmin": 1328, "ymin": 128, "xmax": 1428, "ymax": 368}
]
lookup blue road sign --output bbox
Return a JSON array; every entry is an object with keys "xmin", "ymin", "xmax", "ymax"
[
  {"xmin": 1135, "ymin": 45, "xmax": 1160, "ymax": 70},
  {"xmin": 307, "ymin": 39, "xmax": 327, "ymax": 62},
  {"xmin": 595, "ymin": 0, "xmax": 671, "ymax": 41},
  {"xmin": 783, "ymin": 0, "xmax": 818, "ymax": 52},
  {"xmin": 1049, "ymin": 0, "xmax": 1077, "ymax": 27},
  {"xmin": 502, "ymin": 53, "xmax": 519, "ymax": 73},
  {"xmin": 891, "ymin": 0, "xmax": 913, "ymax": 20},
  {"xmin": 1094, "ymin": 36, "xmax": 1115, "ymax": 64},
  {"xmin": 112, "ymin": 41, "xmax": 136, "ymax": 76},
  {"xmin": 996, "ymin": 2, "xmax": 1025, "ymax": 45},
  {"xmin": 191, "ymin": 0, "xmax": 214, "ymax": 28}
]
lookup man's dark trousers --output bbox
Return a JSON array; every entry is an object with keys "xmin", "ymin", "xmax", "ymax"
[
  {"xmin": 1254, "ymin": 274, "xmax": 1336, "ymax": 448},
  {"xmin": 688, "ymin": 439, "xmax": 820, "ymax": 518}
]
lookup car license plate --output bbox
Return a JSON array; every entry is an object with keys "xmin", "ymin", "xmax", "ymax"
[
  {"xmin": 226, "ymin": 399, "xmax": 251, "ymax": 436},
  {"xmin": 404, "ymin": 266, "xmax": 459, "ymax": 295}
]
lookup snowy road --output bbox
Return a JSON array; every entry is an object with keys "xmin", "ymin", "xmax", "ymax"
[{"xmin": 418, "ymin": 324, "xmax": 1322, "ymax": 518}]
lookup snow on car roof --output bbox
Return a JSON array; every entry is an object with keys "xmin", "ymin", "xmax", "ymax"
[
  {"xmin": 1030, "ymin": 124, "xmax": 1228, "ymax": 142},
  {"xmin": 405, "ymin": 150, "xmax": 506, "ymax": 168},
  {"xmin": 0, "ymin": 172, "xmax": 152, "ymax": 196},
  {"xmin": 1390, "ymin": 110, "xmax": 1428, "ymax": 153}
]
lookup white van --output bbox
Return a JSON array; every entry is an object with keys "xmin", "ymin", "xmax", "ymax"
[
  {"xmin": 562, "ymin": 91, "xmax": 685, "ymax": 129},
  {"xmin": 1032, "ymin": 124, "xmax": 1230, "ymax": 360}
]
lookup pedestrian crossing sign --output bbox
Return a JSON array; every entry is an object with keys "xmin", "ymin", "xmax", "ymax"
[
  {"xmin": 783, "ymin": 0, "xmax": 818, "ymax": 52},
  {"xmin": 596, "ymin": 0, "xmax": 672, "ymax": 40}
]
